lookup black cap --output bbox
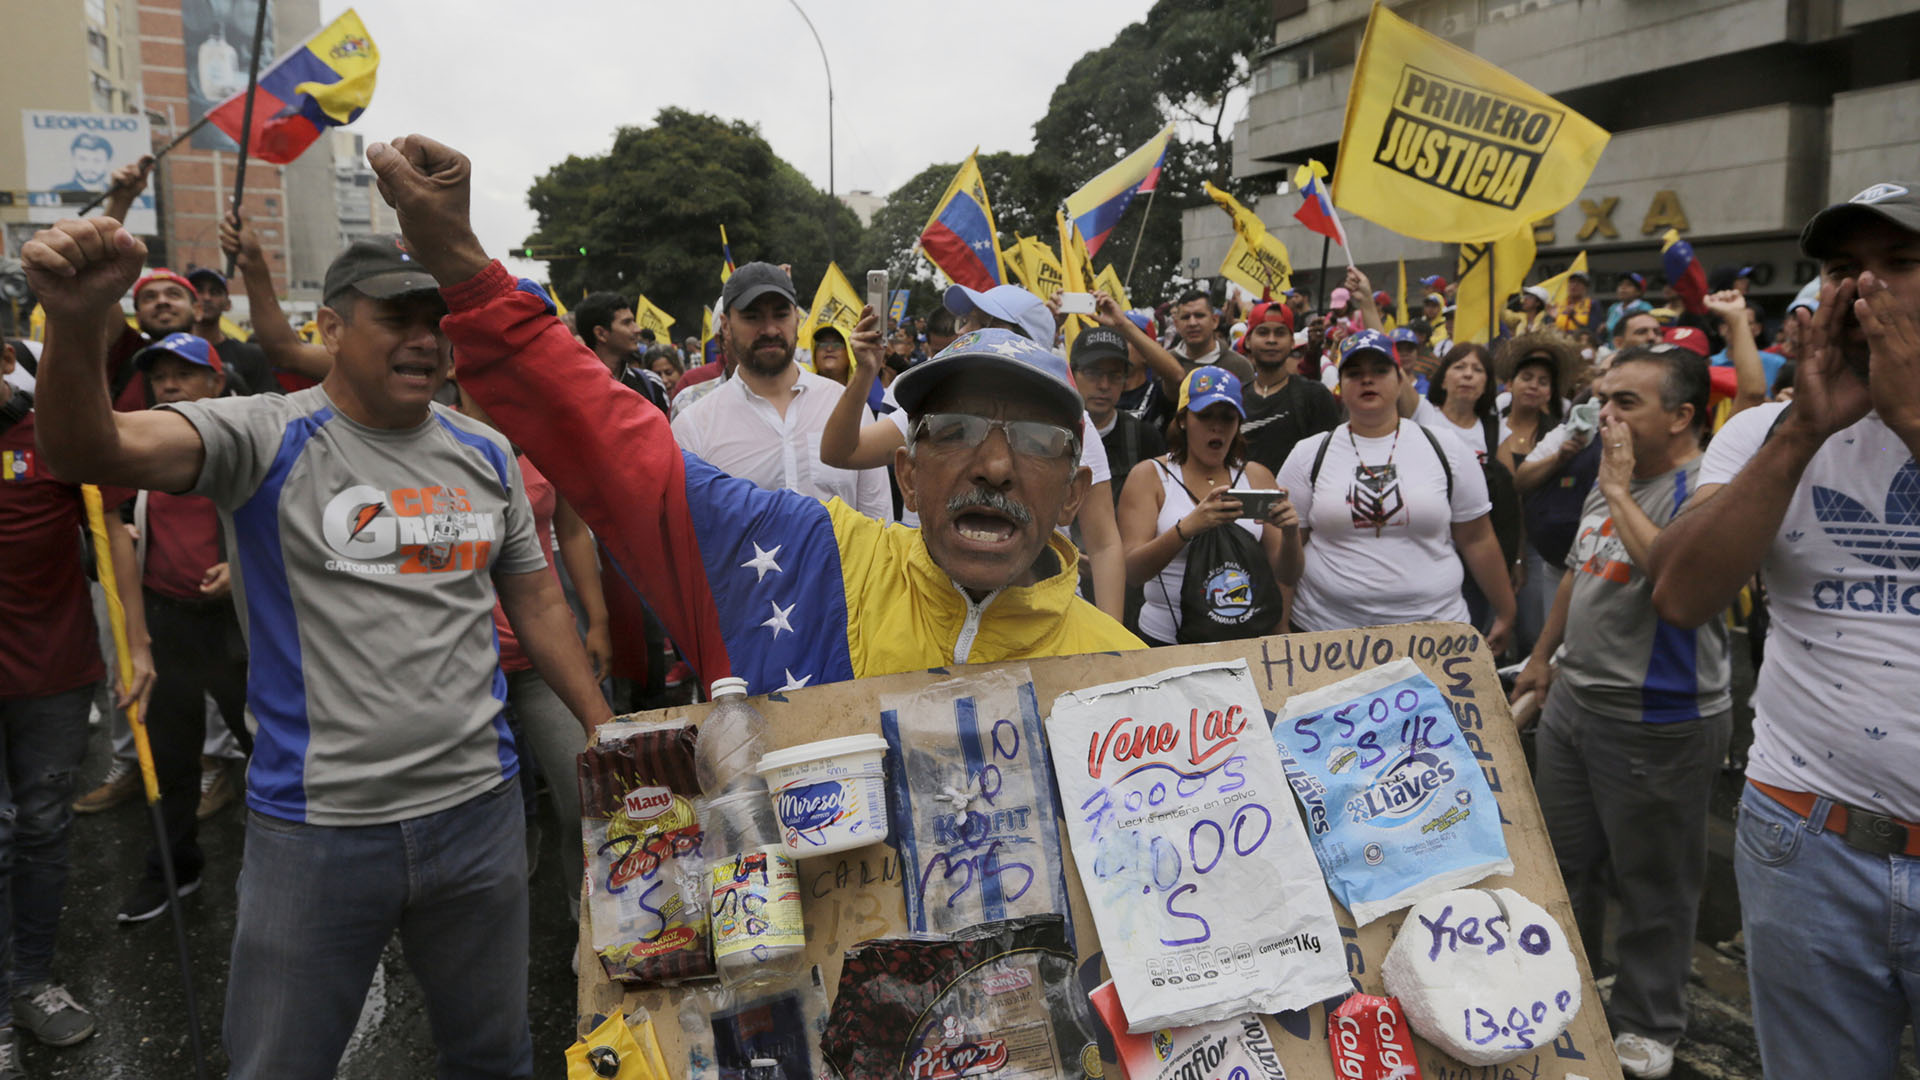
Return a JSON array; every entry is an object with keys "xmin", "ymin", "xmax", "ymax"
[
  {"xmin": 185, "ymin": 267, "xmax": 227, "ymax": 291},
  {"xmin": 721, "ymin": 262, "xmax": 797, "ymax": 313},
  {"xmin": 1070, "ymin": 326, "xmax": 1129, "ymax": 368},
  {"xmin": 322, "ymin": 235, "xmax": 441, "ymax": 306},
  {"xmin": 1801, "ymin": 182, "xmax": 1920, "ymax": 259}
]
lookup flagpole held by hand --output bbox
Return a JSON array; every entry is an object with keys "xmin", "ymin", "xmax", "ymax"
[
  {"xmin": 82, "ymin": 486, "xmax": 210, "ymax": 1080},
  {"xmin": 225, "ymin": 0, "xmax": 272, "ymax": 278}
]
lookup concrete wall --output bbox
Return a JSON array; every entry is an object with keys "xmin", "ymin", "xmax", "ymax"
[
  {"xmin": 1531, "ymin": 103, "xmax": 1828, "ymax": 247},
  {"xmin": 1828, "ymin": 79, "xmax": 1920, "ymax": 199},
  {"xmin": 1842, "ymin": 0, "xmax": 1920, "ymax": 26},
  {"xmin": 1240, "ymin": 0, "xmax": 1816, "ymax": 171}
]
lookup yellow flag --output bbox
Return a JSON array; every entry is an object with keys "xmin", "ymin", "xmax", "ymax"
[
  {"xmin": 219, "ymin": 315, "xmax": 250, "ymax": 342},
  {"xmin": 1452, "ymin": 224, "xmax": 1536, "ymax": 344},
  {"xmin": 1203, "ymin": 181, "xmax": 1292, "ymax": 296},
  {"xmin": 1331, "ymin": 2, "xmax": 1609, "ymax": 244},
  {"xmin": 1094, "ymin": 264, "xmax": 1130, "ymax": 312},
  {"xmin": 633, "ymin": 294, "xmax": 675, "ymax": 343},
  {"xmin": 548, "ymin": 287, "xmax": 568, "ymax": 318},
  {"xmin": 1006, "ymin": 236, "xmax": 1064, "ymax": 303},
  {"xmin": 1538, "ymin": 250, "xmax": 1589, "ymax": 309},
  {"xmin": 797, "ymin": 262, "xmax": 864, "ymax": 352},
  {"xmin": 1056, "ymin": 211, "xmax": 1092, "ymax": 349}
]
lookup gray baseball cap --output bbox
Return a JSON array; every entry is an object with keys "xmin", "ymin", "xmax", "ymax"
[
  {"xmin": 721, "ymin": 262, "xmax": 797, "ymax": 313},
  {"xmin": 1800, "ymin": 182, "xmax": 1920, "ymax": 259}
]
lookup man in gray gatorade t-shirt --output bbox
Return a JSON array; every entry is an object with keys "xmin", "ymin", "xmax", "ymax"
[
  {"xmin": 1511, "ymin": 344, "xmax": 1727, "ymax": 1080},
  {"xmin": 22, "ymin": 217, "xmax": 612, "ymax": 1080}
]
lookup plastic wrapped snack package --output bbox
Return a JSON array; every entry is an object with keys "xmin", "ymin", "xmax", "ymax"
[
  {"xmin": 1273, "ymin": 659, "xmax": 1512, "ymax": 926},
  {"xmin": 565, "ymin": 1007, "xmax": 670, "ymax": 1080},
  {"xmin": 578, "ymin": 719, "xmax": 715, "ymax": 984},
  {"xmin": 1381, "ymin": 888, "xmax": 1582, "ymax": 1067},
  {"xmin": 1089, "ymin": 981, "xmax": 1286, "ymax": 1080},
  {"xmin": 1047, "ymin": 660, "xmax": 1350, "ymax": 1031},
  {"xmin": 820, "ymin": 915, "xmax": 1104, "ymax": 1080},
  {"xmin": 880, "ymin": 666, "xmax": 1075, "ymax": 938}
]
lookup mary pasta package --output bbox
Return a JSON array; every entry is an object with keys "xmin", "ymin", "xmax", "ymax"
[
  {"xmin": 1274, "ymin": 658, "xmax": 1512, "ymax": 925},
  {"xmin": 1047, "ymin": 660, "xmax": 1349, "ymax": 1031}
]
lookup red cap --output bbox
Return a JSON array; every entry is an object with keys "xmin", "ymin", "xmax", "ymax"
[
  {"xmin": 1661, "ymin": 326, "xmax": 1710, "ymax": 357},
  {"xmin": 1246, "ymin": 300, "xmax": 1294, "ymax": 333},
  {"xmin": 132, "ymin": 270, "xmax": 199, "ymax": 303}
]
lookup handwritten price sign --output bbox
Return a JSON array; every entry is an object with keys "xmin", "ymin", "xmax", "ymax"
[{"xmin": 1047, "ymin": 660, "xmax": 1350, "ymax": 1032}]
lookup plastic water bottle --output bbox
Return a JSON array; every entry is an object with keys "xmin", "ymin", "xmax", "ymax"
[{"xmin": 697, "ymin": 679, "xmax": 806, "ymax": 990}]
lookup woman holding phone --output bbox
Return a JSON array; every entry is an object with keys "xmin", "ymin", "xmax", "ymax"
[
  {"xmin": 1119, "ymin": 367, "xmax": 1296, "ymax": 646},
  {"xmin": 1277, "ymin": 331, "xmax": 1517, "ymax": 652}
]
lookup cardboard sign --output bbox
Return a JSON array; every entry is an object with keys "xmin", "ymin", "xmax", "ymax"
[{"xmin": 575, "ymin": 624, "xmax": 1623, "ymax": 1080}]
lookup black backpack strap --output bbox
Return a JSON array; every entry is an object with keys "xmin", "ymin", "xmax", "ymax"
[
  {"xmin": 1307, "ymin": 430, "xmax": 1337, "ymax": 487},
  {"xmin": 1413, "ymin": 423, "xmax": 1455, "ymax": 503},
  {"xmin": 1482, "ymin": 412, "xmax": 1501, "ymax": 462}
]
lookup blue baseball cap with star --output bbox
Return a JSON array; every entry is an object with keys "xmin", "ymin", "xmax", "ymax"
[
  {"xmin": 133, "ymin": 332, "xmax": 222, "ymax": 374},
  {"xmin": 1338, "ymin": 328, "xmax": 1399, "ymax": 370},
  {"xmin": 891, "ymin": 327, "xmax": 1081, "ymax": 421},
  {"xmin": 1389, "ymin": 326, "xmax": 1420, "ymax": 346},
  {"xmin": 1178, "ymin": 365, "xmax": 1244, "ymax": 419}
]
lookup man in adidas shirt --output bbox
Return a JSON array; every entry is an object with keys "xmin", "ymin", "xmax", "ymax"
[{"xmin": 1650, "ymin": 181, "xmax": 1920, "ymax": 1078}]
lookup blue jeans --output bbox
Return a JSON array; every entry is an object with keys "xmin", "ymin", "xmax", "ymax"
[
  {"xmin": 224, "ymin": 780, "xmax": 532, "ymax": 1080},
  {"xmin": 1735, "ymin": 785, "xmax": 1920, "ymax": 1078},
  {"xmin": 0, "ymin": 686, "xmax": 93, "ymax": 1027}
]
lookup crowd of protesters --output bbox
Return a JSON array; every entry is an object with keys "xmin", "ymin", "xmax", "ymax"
[{"xmin": 0, "ymin": 134, "xmax": 1915, "ymax": 1080}]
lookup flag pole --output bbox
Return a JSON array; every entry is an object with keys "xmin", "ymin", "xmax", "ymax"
[
  {"xmin": 1121, "ymin": 187, "xmax": 1159, "ymax": 293},
  {"xmin": 224, "ymin": 0, "xmax": 272, "ymax": 276},
  {"xmin": 1488, "ymin": 242, "xmax": 1498, "ymax": 345},
  {"xmin": 82, "ymin": 487, "xmax": 210, "ymax": 1080},
  {"xmin": 1314, "ymin": 236, "xmax": 1331, "ymax": 312}
]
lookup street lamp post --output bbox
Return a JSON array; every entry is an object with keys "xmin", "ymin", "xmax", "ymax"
[{"xmin": 786, "ymin": 0, "xmax": 834, "ymax": 263}]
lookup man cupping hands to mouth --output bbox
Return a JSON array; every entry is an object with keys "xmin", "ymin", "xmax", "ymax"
[{"xmin": 364, "ymin": 133, "xmax": 1142, "ymax": 691}]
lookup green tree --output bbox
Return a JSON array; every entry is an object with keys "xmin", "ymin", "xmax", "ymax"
[{"xmin": 523, "ymin": 108, "xmax": 863, "ymax": 332}]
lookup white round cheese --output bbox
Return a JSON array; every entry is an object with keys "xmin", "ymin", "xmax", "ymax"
[{"xmin": 1381, "ymin": 887, "xmax": 1582, "ymax": 1066}]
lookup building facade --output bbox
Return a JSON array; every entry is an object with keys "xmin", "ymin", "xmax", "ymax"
[
  {"xmin": 1185, "ymin": 0, "xmax": 1920, "ymax": 311},
  {"xmin": 3, "ymin": 0, "xmax": 340, "ymax": 309}
]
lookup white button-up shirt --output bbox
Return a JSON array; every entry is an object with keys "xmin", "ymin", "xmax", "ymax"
[{"xmin": 671, "ymin": 366, "xmax": 892, "ymax": 520}]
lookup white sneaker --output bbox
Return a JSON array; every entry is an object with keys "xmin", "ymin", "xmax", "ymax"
[{"xmin": 1614, "ymin": 1032, "xmax": 1674, "ymax": 1079}]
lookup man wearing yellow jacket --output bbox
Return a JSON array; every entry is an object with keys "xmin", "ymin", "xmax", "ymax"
[{"xmin": 371, "ymin": 135, "xmax": 1140, "ymax": 693}]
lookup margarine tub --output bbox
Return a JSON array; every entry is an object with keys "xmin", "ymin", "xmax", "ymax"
[{"xmin": 756, "ymin": 734, "xmax": 891, "ymax": 857}]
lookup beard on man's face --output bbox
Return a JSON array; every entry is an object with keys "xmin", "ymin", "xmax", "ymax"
[{"xmin": 731, "ymin": 331, "xmax": 795, "ymax": 377}]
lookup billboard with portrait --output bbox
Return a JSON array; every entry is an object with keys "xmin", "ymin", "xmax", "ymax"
[
  {"xmin": 184, "ymin": 0, "xmax": 276, "ymax": 152},
  {"xmin": 22, "ymin": 110, "xmax": 157, "ymax": 235}
]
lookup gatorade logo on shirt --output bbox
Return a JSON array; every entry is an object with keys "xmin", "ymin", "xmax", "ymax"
[
  {"xmin": 320, "ymin": 482, "xmax": 498, "ymax": 576},
  {"xmin": 1571, "ymin": 515, "xmax": 1632, "ymax": 584},
  {"xmin": 1810, "ymin": 461, "xmax": 1920, "ymax": 614}
]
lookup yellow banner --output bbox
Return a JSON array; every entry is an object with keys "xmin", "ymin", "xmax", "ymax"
[
  {"xmin": 1007, "ymin": 235, "xmax": 1065, "ymax": 302},
  {"xmin": 798, "ymin": 262, "xmax": 864, "ymax": 352},
  {"xmin": 1056, "ymin": 212, "xmax": 1092, "ymax": 349},
  {"xmin": 1452, "ymin": 224, "xmax": 1536, "ymax": 344},
  {"xmin": 1331, "ymin": 2, "xmax": 1609, "ymax": 244},
  {"xmin": 1093, "ymin": 264, "xmax": 1130, "ymax": 312},
  {"xmin": 633, "ymin": 294, "xmax": 675, "ymax": 342},
  {"xmin": 1219, "ymin": 230, "xmax": 1294, "ymax": 298}
]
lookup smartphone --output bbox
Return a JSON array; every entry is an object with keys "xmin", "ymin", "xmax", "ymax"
[
  {"xmin": 1058, "ymin": 291, "xmax": 1097, "ymax": 316},
  {"xmin": 1228, "ymin": 488, "xmax": 1287, "ymax": 520},
  {"xmin": 866, "ymin": 270, "xmax": 890, "ymax": 336}
]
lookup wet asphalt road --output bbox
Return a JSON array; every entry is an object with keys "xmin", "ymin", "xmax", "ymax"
[{"xmin": 30, "ymin": 720, "xmax": 580, "ymax": 1080}]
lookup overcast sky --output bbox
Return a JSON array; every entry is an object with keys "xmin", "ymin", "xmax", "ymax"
[{"xmin": 320, "ymin": 0, "xmax": 1160, "ymax": 278}]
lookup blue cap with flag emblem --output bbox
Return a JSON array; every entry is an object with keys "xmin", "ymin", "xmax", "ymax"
[
  {"xmin": 1178, "ymin": 365, "xmax": 1244, "ymax": 418},
  {"xmin": 890, "ymin": 327, "xmax": 1081, "ymax": 422},
  {"xmin": 1338, "ymin": 328, "xmax": 1399, "ymax": 369}
]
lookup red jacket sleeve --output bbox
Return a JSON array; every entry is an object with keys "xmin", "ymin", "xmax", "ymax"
[{"xmin": 440, "ymin": 262, "xmax": 732, "ymax": 687}]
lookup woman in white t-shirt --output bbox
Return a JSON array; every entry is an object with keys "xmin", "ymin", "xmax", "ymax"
[
  {"xmin": 1410, "ymin": 343, "xmax": 1505, "ymax": 459},
  {"xmin": 1119, "ymin": 366, "xmax": 1296, "ymax": 647},
  {"xmin": 1278, "ymin": 332, "xmax": 1517, "ymax": 653}
]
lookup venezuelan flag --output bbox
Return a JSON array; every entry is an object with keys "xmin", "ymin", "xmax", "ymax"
[
  {"xmin": 1293, "ymin": 160, "xmax": 1348, "ymax": 248},
  {"xmin": 719, "ymin": 225, "xmax": 735, "ymax": 284},
  {"xmin": 1661, "ymin": 228, "xmax": 1709, "ymax": 315},
  {"xmin": 1064, "ymin": 122, "xmax": 1174, "ymax": 257},
  {"xmin": 208, "ymin": 9, "xmax": 378, "ymax": 165},
  {"xmin": 918, "ymin": 151, "xmax": 1005, "ymax": 292}
]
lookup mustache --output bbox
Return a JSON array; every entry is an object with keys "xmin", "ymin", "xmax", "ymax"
[{"xmin": 946, "ymin": 487, "xmax": 1033, "ymax": 526}]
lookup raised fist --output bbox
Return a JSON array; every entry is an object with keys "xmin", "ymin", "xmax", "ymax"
[
  {"xmin": 365, "ymin": 134, "xmax": 488, "ymax": 283},
  {"xmin": 20, "ymin": 218, "xmax": 148, "ymax": 323}
]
